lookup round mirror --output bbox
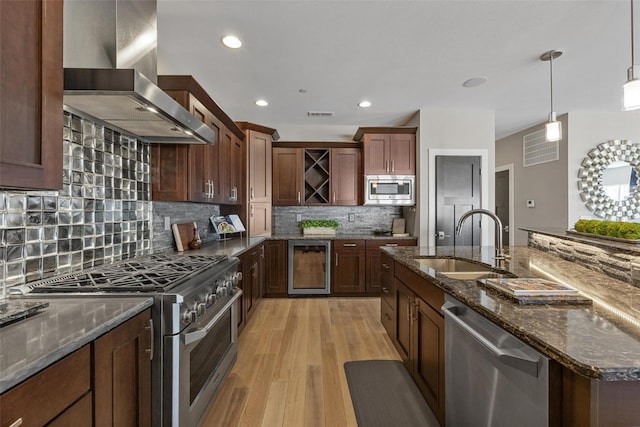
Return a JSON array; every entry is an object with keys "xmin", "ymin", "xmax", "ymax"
[
  {"xmin": 578, "ymin": 140, "xmax": 640, "ymax": 220},
  {"xmin": 601, "ymin": 161, "xmax": 637, "ymax": 201}
]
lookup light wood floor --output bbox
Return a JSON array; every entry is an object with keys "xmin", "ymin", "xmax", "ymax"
[{"xmin": 199, "ymin": 297, "xmax": 401, "ymax": 427}]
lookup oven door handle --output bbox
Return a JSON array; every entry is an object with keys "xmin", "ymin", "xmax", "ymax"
[{"xmin": 183, "ymin": 290, "xmax": 243, "ymax": 346}]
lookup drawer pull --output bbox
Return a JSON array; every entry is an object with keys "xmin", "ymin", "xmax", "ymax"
[
  {"xmin": 384, "ymin": 243, "xmax": 398, "ymax": 247},
  {"xmin": 382, "ymin": 263, "xmax": 390, "ymax": 270},
  {"xmin": 343, "ymin": 243, "xmax": 357, "ymax": 247},
  {"xmin": 381, "ymin": 286, "xmax": 389, "ymax": 294},
  {"xmin": 9, "ymin": 418, "xmax": 23, "ymax": 427},
  {"xmin": 145, "ymin": 319, "xmax": 154, "ymax": 361}
]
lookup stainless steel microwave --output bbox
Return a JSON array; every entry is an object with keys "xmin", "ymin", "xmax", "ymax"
[{"xmin": 364, "ymin": 175, "xmax": 415, "ymax": 205}]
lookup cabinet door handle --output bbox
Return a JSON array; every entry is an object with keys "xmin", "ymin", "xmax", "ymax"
[
  {"xmin": 297, "ymin": 191, "xmax": 301, "ymax": 204},
  {"xmin": 406, "ymin": 299, "xmax": 411, "ymax": 322},
  {"xmin": 8, "ymin": 418, "xmax": 23, "ymax": 427},
  {"xmin": 381, "ymin": 286, "xmax": 389, "ymax": 294},
  {"xmin": 391, "ymin": 160, "xmax": 394, "ymax": 173},
  {"xmin": 343, "ymin": 243, "xmax": 356, "ymax": 247},
  {"xmin": 335, "ymin": 253, "xmax": 339, "ymax": 266},
  {"xmin": 411, "ymin": 300, "xmax": 418, "ymax": 322},
  {"xmin": 210, "ymin": 180, "xmax": 215, "ymax": 197},
  {"xmin": 385, "ymin": 160, "xmax": 389, "ymax": 173},
  {"xmin": 250, "ymin": 187, "xmax": 254, "ymax": 200},
  {"xmin": 260, "ymin": 245, "xmax": 265, "ymax": 258},
  {"xmin": 333, "ymin": 192, "xmax": 336, "ymax": 204},
  {"xmin": 145, "ymin": 318, "xmax": 153, "ymax": 361},
  {"xmin": 382, "ymin": 263, "xmax": 390, "ymax": 270},
  {"xmin": 251, "ymin": 205, "xmax": 254, "ymax": 217}
]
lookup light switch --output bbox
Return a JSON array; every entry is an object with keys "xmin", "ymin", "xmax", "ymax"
[
  {"xmin": 164, "ymin": 216, "xmax": 171, "ymax": 230},
  {"xmin": 296, "ymin": 214, "xmax": 302, "ymax": 222},
  {"xmin": 348, "ymin": 213, "xmax": 355, "ymax": 222},
  {"xmin": 527, "ymin": 200, "xmax": 535, "ymax": 208}
]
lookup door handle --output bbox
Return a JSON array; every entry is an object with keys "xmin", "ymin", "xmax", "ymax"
[
  {"xmin": 145, "ymin": 318, "xmax": 153, "ymax": 361},
  {"xmin": 442, "ymin": 304, "xmax": 541, "ymax": 377}
]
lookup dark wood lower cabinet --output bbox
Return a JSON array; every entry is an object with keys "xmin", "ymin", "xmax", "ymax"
[
  {"xmin": 393, "ymin": 264, "xmax": 446, "ymax": 426},
  {"xmin": 332, "ymin": 240, "xmax": 366, "ymax": 294},
  {"xmin": 238, "ymin": 244, "xmax": 264, "ymax": 333},
  {"xmin": 94, "ymin": 309, "xmax": 152, "ymax": 427},
  {"xmin": 366, "ymin": 239, "xmax": 417, "ymax": 294},
  {"xmin": 0, "ymin": 309, "xmax": 152, "ymax": 427},
  {"xmin": 264, "ymin": 240, "xmax": 288, "ymax": 296}
]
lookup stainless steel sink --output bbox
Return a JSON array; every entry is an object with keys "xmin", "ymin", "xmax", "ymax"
[
  {"xmin": 439, "ymin": 271, "xmax": 504, "ymax": 280},
  {"xmin": 415, "ymin": 258, "xmax": 494, "ymax": 273}
]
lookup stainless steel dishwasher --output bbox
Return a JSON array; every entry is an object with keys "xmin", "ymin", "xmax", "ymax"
[{"xmin": 442, "ymin": 295, "xmax": 549, "ymax": 427}]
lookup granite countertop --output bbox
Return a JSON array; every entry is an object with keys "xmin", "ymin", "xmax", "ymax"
[
  {"xmin": 521, "ymin": 226, "xmax": 640, "ymax": 255},
  {"xmin": 189, "ymin": 236, "xmax": 267, "ymax": 258},
  {"xmin": 0, "ymin": 296, "xmax": 153, "ymax": 393},
  {"xmin": 382, "ymin": 245, "xmax": 640, "ymax": 381},
  {"xmin": 269, "ymin": 233, "xmax": 416, "ymax": 240}
]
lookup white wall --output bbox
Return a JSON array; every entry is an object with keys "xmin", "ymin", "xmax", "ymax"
[
  {"xmin": 495, "ymin": 114, "xmax": 569, "ymax": 245},
  {"xmin": 416, "ymin": 109, "xmax": 496, "ymax": 246},
  {"xmin": 567, "ymin": 111, "xmax": 640, "ymax": 225}
]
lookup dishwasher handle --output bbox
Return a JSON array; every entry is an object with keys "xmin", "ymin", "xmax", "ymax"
[{"xmin": 442, "ymin": 302, "xmax": 541, "ymax": 377}]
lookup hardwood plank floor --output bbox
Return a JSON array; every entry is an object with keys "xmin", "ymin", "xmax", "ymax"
[{"xmin": 199, "ymin": 298, "xmax": 401, "ymax": 427}]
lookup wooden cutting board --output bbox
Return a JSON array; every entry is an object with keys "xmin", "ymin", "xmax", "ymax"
[{"xmin": 172, "ymin": 222, "xmax": 198, "ymax": 251}]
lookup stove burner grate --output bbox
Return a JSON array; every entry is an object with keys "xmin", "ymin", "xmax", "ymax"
[{"xmin": 22, "ymin": 253, "xmax": 230, "ymax": 293}]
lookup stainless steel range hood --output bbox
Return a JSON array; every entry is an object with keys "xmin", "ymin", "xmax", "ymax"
[{"xmin": 62, "ymin": 0, "xmax": 215, "ymax": 144}]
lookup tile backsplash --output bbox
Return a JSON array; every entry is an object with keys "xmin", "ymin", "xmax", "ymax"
[
  {"xmin": 273, "ymin": 205, "xmax": 404, "ymax": 234},
  {"xmin": 0, "ymin": 112, "xmax": 152, "ymax": 291}
]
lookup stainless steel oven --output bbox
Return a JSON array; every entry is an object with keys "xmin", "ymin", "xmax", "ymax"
[
  {"xmin": 164, "ymin": 288, "xmax": 241, "ymax": 427},
  {"xmin": 364, "ymin": 175, "xmax": 415, "ymax": 205}
]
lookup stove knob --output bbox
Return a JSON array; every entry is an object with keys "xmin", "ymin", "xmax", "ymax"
[
  {"xmin": 196, "ymin": 302, "xmax": 206, "ymax": 316},
  {"xmin": 182, "ymin": 309, "xmax": 197, "ymax": 324},
  {"xmin": 230, "ymin": 272, "xmax": 242, "ymax": 285},
  {"xmin": 206, "ymin": 293, "xmax": 216, "ymax": 305},
  {"xmin": 216, "ymin": 285, "xmax": 227, "ymax": 297}
]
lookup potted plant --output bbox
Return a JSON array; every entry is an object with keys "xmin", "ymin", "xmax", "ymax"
[{"xmin": 300, "ymin": 219, "xmax": 340, "ymax": 235}]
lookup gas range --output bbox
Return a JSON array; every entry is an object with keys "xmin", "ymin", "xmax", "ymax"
[
  {"xmin": 10, "ymin": 251, "xmax": 243, "ymax": 426},
  {"xmin": 12, "ymin": 253, "xmax": 232, "ymax": 294}
]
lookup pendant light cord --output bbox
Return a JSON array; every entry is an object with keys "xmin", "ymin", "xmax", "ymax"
[
  {"xmin": 549, "ymin": 52, "xmax": 554, "ymax": 114},
  {"xmin": 632, "ymin": 0, "xmax": 635, "ymax": 68}
]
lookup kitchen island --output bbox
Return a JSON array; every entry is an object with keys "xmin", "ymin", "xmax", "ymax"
[{"xmin": 382, "ymin": 244, "xmax": 640, "ymax": 426}]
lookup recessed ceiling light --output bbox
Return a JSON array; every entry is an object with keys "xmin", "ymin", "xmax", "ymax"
[
  {"xmin": 221, "ymin": 35, "xmax": 242, "ymax": 49},
  {"xmin": 462, "ymin": 77, "xmax": 488, "ymax": 88},
  {"xmin": 358, "ymin": 101, "xmax": 372, "ymax": 108},
  {"xmin": 255, "ymin": 99, "xmax": 268, "ymax": 107}
]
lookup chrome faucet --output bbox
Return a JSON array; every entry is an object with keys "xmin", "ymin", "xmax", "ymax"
[{"xmin": 455, "ymin": 208, "xmax": 506, "ymax": 266}]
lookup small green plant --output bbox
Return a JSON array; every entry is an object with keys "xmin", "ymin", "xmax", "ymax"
[
  {"xmin": 299, "ymin": 219, "xmax": 339, "ymax": 229},
  {"xmin": 573, "ymin": 219, "xmax": 640, "ymax": 240}
]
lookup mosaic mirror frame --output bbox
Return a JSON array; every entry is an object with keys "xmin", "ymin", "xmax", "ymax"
[{"xmin": 578, "ymin": 139, "xmax": 640, "ymax": 220}]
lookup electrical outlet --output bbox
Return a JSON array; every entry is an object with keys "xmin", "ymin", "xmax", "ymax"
[
  {"xmin": 164, "ymin": 216, "xmax": 171, "ymax": 230},
  {"xmin": 296, "ymin": 214, "xmax": 302, "ymax": 222},
  {"xmin": 527, "ymin": 200, "xmax": 535, "ymax": 208},
  {"xmin": 348, "ymin": 213, "xmax": 355, "ymax": 222}
]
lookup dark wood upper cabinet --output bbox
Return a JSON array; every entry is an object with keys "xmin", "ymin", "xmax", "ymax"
[
  {"xmin": 331, "ymin": 148, "xmax": 361, "ymax": 205},
  {"xmin": 272, "ymin": 146, "xmax": 361, "ymax": 206},
  {"xmin": 151, "ymin": 76, "xmax": 245, "ymax": 205},
  {"xmin": 354, "ymin": 127, "xmax": 416, "ymax": 176},
  {"xmin": 272, "ymin": 147, "xmax": 303, "ymax": 206},
  {"xmin": 0, "ymin": 0, "xmax": 63, "ymax": 190}
]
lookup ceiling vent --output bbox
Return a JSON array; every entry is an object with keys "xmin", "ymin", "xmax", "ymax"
[
  {"xmin": 307, "ymin": 111, "xmax": 334, "ymax": 117},
  {"xmin": 523, "ymin": 129, "xmax": 559, "ymax": 167}
]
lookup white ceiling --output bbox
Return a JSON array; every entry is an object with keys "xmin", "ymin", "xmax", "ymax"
[{"xmin": 156, "ymin": 0, "xmax": 633, "ymax": 141}]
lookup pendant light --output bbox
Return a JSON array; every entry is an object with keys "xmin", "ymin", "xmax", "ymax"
[
  {"xmin": 623, "ymin": 0, "xmax": 640, "ymax": 110},
  {"xmin": 540, "ymin": 50, "xmax": 563, "ymax": 142}
]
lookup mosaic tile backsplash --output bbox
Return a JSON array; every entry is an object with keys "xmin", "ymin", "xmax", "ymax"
[{"xmin": 0, "ymin": 112, "xmax": 152, "ymax": 291}]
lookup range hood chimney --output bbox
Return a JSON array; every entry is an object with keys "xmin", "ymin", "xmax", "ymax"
[{"xmin": 63, "ymin": 0, "xmax": 215, "ymax": 144}]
